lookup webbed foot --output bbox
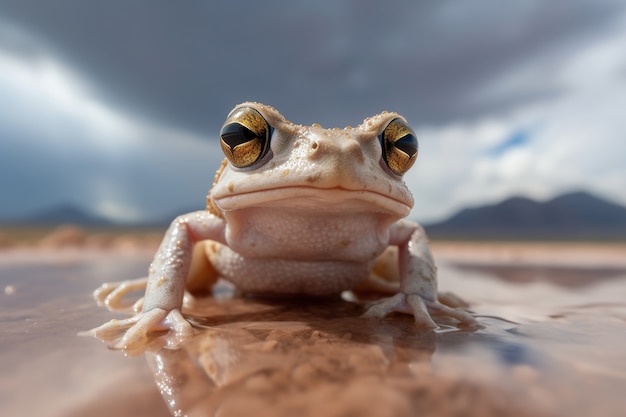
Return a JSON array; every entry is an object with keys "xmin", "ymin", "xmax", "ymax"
[
  {"xmin": 363, "ymin": 292, "xmax": 479, "ymax": 329},
  {"xmin": 84, "ymin": 308, "xmax": 194, "ymax": 355}
]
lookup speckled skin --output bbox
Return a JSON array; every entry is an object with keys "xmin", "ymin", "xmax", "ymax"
[{"xmin": 89, "ymin": 103, "xmax": 477, "ymax": 352}]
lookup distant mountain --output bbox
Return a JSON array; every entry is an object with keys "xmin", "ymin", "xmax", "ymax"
[
  {"xmin": 1, "ymin": 204, "xmax": 206, "ymax": 227},
  {"xmin": 425, "ymin": 191, "xmax": 626, "ymax": 240},
  {"xmin": 6, "ymin": 204, "xmax": 114, "ymax": 226}
]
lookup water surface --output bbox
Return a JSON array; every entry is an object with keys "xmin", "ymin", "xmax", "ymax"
[{"xmin": 1, "ymin": 247, "xmax": 625, "ymax": 417}]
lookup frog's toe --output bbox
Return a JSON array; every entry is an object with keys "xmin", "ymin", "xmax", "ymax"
[
  {"xmin": 160, "ymin": 309, "xmax": 195, "ymax": 350},
  {"xmin": 84, "ymin": 308, "xmax": 194, "ymax": 355},
  {"xmin": 84, "ymin": 315, "xmax": 142, "ymax": 344},
  {"xmin": 93, "ymin": 278, "xmax": 148, "ymax": 312},
  {"xmin": 112, "ymin": 309, "xmax": 194, "ymax": 354},
  {"xmin": 425, "ymin": 300, "xmax": 480, "ymax": 328},
  {"xmin": 406, "ymin": 294, "xmax": 438, "ymax": 328},
  {"xmin": 132, "ymin": 297, "xmax": 145, "ymax": 313},
  {"xmin": 437, "ymin": 291, "xmax": 471, "ymax": 309},
  {"xmin": 362, "ymin": 293, "xmax": 408, "ymax": 317},
  {"xmin": 107, "ymin": 308, "xmax": 169, "ymax": 352},
  {"xmin": 363, "ymin": 292, "xmax": 479, "ymax": 329},
  {"xmin": 363, "ymin": 293, "xmax": 437, "ymax": 328},
  {"xmin": 93, "ymin": 283, "xmax": 115, "ymax": 305}
]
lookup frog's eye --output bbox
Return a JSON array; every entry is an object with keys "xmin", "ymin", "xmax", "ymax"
[
  {"xmin": 219, "ymin": 107, "xmax": 271, "ymax": 168},
  {"xmin": 380, "ymin": 118, "xmax": 418, "ymax": 176}
]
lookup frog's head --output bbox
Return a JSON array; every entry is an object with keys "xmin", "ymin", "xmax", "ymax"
[{"xmin": 208, "ymin": 102, "xmax": 417, "ymax": 220}]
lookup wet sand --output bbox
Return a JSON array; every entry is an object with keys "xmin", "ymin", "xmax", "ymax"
[{"xmin": 1, "ymin": 242, "xmax": 625, "ymax": 417}]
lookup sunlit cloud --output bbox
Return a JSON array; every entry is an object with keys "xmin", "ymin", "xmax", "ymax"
[
  {"xmin": 408, "ymin": 19, "xmax": 626, "ymax": 223},
  {"xmin": 0, "ymin": 49, "xmax": 127, "ymax": 152}
]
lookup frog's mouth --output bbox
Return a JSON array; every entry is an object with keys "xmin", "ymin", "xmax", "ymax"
[{"xmin": 214, "ymin": 186, "xmax": 411, "ymax": 217}]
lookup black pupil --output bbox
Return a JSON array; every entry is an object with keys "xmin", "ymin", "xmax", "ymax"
[
  {"xmin": 394, "ymin": 134, "xmax": 417, "ymax": 157},
  {"xmin": 220, "ymin": 123, "xmax": 259, "ymax": 148}
]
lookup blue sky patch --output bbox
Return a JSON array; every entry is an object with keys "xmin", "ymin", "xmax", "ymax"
[{"xmin": 487, "ymin": 127, "xmax": 534, "ymax": 156}]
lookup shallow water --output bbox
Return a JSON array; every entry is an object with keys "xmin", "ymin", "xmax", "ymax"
[{"xmin": 1, "ymin": 248, "xmax": 625, "ymax": 417}]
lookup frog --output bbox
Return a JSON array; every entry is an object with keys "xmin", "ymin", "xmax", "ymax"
[{"xmin": 88, "ymin": 102, "xmax": 478, "ymax": 351}]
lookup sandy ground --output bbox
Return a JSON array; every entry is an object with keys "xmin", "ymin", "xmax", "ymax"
[
  {"xmin": 0, "ymin": 229, "xmax": 625, "ymax": 417},
  {"xmin": 432, "ymin": 240, "xmax": 626, "ymax": 268}
]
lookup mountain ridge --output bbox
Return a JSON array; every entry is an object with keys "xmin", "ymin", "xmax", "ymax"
[
  {"xmin": 2, "ymin": 204, "xmax": 201, "ymax": 228},
  {"xmin": 6, "ymin": 203, "xmax": 114, "ymax": 227},
  {"xmin": 424, "ymin": 191, "xmax": 626, "ymax": 240}
]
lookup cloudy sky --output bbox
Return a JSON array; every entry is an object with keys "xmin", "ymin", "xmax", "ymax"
[{"xmin": 1, "ymin": 1, "xmax": 625, "ymax": 224}]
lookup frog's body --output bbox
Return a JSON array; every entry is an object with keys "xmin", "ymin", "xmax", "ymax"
[{"xmin": 90, "ymin": 103, "xmax": 477, "ymax": 351}]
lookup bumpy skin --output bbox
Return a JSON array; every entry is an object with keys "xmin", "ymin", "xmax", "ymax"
[{"xmin": 89, "ymin": 102, "xmax": 477, "ymax": 352}]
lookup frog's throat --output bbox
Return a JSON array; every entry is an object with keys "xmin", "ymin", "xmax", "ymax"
[{"xmin": 213, "ymin": 187, "xmax": 411, "ymax": 217}]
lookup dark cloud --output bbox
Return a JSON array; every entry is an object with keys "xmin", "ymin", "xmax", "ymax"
[
  {"xmin": 0, "ymin": 124, "xmax": 215, "ymax": 221},
  {"xmin": 1, "ymin": 0, "xmax": 625, "ymax": 222},
  {"xmin": 1, "ymin": 0, "xmax": 623, "ymax": 134}
]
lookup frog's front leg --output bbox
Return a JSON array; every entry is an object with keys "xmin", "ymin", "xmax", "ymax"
[
  {"xmin": 363, "ymin": 220, "xmax": 479, "ymax": 328},
  {"xmin": 87, "ymin": 210, "xmax": 227, "ymax": 352}
]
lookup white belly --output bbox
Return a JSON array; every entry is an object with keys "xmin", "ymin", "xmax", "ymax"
[
  {"xmin": 211, "ymin": 246, "xmax": 373, "ymax": 295},
  {"xmin": 222, "ymin": 207, "xmax": 394, "ymax": 263}
]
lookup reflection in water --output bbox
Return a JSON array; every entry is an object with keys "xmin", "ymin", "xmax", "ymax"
[
  {"xmin": 138, "ymin": 263, "xmax": 626, "ymax": 417},
  {"xmin": 143, "ymin": 296, "xmax": 538, "ymax": 417},
  {"xmin": 4, "ymin": 251, "xmax": 624, "ymax": 417}
]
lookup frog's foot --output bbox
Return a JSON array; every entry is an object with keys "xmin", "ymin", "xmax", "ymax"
[
  {"xmin": 363, "ymin": 292, "xmax": 479, "ymax": 329},
  {"xmin": 94, "ymin": 277, "xmax": 148, "ymax": 312},
  {"xmin": 438, "ymin": 291, "xmax": 471, "ymax": 309},
  {"xmin": 85, "ymin": 308, "xmax": 195, "ymax": 354}
]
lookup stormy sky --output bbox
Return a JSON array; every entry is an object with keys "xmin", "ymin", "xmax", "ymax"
[{"xmin": 1, "ymin": 1, "xmax": 625, "ymax": 224}]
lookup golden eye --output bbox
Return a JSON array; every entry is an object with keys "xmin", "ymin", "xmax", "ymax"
[
  {"xmin": 219, "ymin": 107, "xmax": 271, "ymax": 168},
  {"xmin": 380, "ymin": 118, "xmax": 418, "ymax": 176}
]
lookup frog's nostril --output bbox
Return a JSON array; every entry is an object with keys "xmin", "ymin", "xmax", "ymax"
[{"xmin": 307, "ymin": 140, "xmax": 323, "ymax": 160}]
